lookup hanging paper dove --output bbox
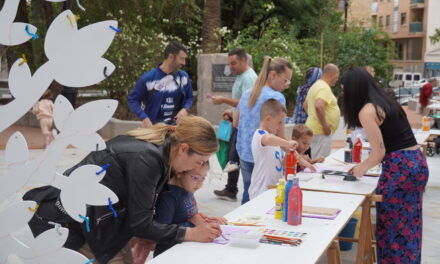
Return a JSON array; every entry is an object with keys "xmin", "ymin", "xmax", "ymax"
[
  {"xmin": 0, "ymin": 58, "xmax": 53, "ymax": 132},
  {"xmin": 0, "ymin": 201, "xmax": 37, "ymax": 263},
  {"xmin": 51, "ymin": 165, "xmax": 119, "ymax": 222},
  {"xmin": 0, "ymin": 9, "xmax": 118, "ymax": 133},
  {"xmin": 9, "ymin": 227, "xmax": 90, "ymax": 264},
  {"xmin": 26, "ymin": 96, "xmax": 117, "ymax": 185},
  {"xmin": 0, "ymin": 0, "xmax": 38, "ymax": 45},
  {"xmin": 0, "ymin": 132, "xmax": 31, "ymax": 201},
  {"xmin": 45, "ymin": 10, "xmax": 117, "ymax": 87},
  {"xmin": 0, "ymin": 96, "xmax": 117, "ymax": 202}
]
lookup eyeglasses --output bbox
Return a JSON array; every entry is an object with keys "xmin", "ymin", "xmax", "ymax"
[
  {"xmin": 279, "ymin": 75, "xmax": 291, "ymax": 85},
  {"xmin": 191, "ymin": 175, "xmax": 206, "ymax": 183}
]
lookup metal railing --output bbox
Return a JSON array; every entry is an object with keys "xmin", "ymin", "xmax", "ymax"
[
  {"xmin": 411, "ymin": 0, "xmax": 424, "ymax": 4},
  {"xmin": 410, "ymin": 22, "xmax": 423, "ymax": 32}
]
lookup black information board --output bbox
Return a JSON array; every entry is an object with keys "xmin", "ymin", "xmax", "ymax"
[{"xmin": 212, "ymin": 64, "xmax": 236, "ymax": 92}]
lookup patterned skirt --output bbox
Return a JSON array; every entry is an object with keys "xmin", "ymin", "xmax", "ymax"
[{"xmin": 376, "ymin": 149, "xmax": 429, "ymax": 264}]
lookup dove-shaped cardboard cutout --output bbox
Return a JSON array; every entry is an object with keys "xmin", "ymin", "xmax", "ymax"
[
  {"xmin": 45, "ymin": 10, "xmax": 117, "ymax": 87},
  {"xmin": 9, "ymin": 227, "xmax": 90, "ymax": 264},
  {"xmin": 52, "ymin": 165, "xmax": 119, "ymax": 222},
  {"xmin": 0, "ymin": 132, "xmax": 31, "ymax": 202},
  {"xmin": 0, "ymin": 0, "xmax": 38, "ymax": 46}
]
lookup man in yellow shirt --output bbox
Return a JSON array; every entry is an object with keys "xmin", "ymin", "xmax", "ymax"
[{"xmin": 304, "ymin": 64, "xmax": 340, "ymax": 159}]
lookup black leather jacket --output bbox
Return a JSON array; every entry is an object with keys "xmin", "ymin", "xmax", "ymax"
[{"xmin": 24, "ymin": 135, "xmax": 186, "ymax": 264}]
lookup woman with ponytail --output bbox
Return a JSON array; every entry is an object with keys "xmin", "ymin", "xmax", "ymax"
[
  {"xmin": 24, "ymin": 116, "xmax": 220, "ymax": 264},
  {"xmin": 233, "ymin": 56, "xmax": 293, "ymax": 204}
]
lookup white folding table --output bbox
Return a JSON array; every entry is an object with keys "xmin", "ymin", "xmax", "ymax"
[{"xmin": 148, "ymin": 190, "xmax": 364, "ymax": 264}]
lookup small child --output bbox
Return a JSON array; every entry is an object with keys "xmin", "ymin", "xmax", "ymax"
[
  {"xmin": 248, "ymin": 99, "xmax": 299, "ymax": 200},
  {"xmin": 291, "ymin": 124, "xmax": 325, "ymax": 172},
  {"xmin": 132, "ymin": 162, "xmax": 226, "ymax": 262},
  {"xmin": 31, "ymin": 89, "xmax": 54, "ymax": 148}
]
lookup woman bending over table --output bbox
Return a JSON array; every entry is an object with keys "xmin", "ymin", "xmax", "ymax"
[{"xmin": 342, "ymin": 67, "xmax": 428, "ymax": 263}]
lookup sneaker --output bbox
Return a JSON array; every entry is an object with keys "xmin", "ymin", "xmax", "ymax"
[
  {"xmin": 213, "ymin": 189, "xmax": 237, "ymax": 201},
  {"xmin": 223, "ymin": 162, "xmax": 239, "ymax": 173}
]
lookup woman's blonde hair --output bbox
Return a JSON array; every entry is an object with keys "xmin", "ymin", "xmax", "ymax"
[
  {"xmin": 127, "ymin": 116, "xmax": 218, "ymax": 155},
  {"xmin": 248, "ymin": 56, "xmax": 292, "ymax": 107}
]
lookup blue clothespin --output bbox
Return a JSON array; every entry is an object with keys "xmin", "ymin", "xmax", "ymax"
[
  {"xmin": 96, "ymin": 163, "xmax": 110, "ymax": 175},
  {"xmin": 108, "ymin": 198, "xmax": 118, "ymax": 218},
  {"xmin": 25, "ymin": 24, "xmax": 39, "ymax": 40},
  {"xmin": 78, "ymin": 214, "xmax": 90, "ymax": 232},
  {"xmin": 109, "ymin": 25, "xmax": 121, "ymax": 33},
  {"xmin": 84, "ymin": 259, "xmax": 95, "ymax": 264}
]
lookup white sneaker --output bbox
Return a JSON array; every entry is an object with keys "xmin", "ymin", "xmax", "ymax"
[{"xmin": 223, "ymin": 162, "xmax": 239, "ymax": 173}]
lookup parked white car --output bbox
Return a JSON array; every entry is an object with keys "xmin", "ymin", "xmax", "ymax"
[{"xmin": 389, "ymin": 72, "xmax": 423, "ymax": 88}]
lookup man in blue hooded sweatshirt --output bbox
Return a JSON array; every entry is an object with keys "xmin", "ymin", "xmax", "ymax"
[{"xmin": 128, "ymin": 41, "xmax": 193, "ymax": 127}]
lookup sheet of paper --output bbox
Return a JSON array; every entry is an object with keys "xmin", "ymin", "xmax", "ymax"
[{"xmin": 213, "ymin": 225, "xmax": 250, "ymax": 245}]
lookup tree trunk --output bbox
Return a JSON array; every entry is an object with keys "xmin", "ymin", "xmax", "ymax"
[{"xmin": 201, "ymin": 0, "xmax": 221, "ymax": 54}]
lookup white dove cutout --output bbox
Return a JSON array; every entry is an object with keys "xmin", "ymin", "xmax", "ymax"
[
  {"xmin": 45, "ymin": 10, "xmax": 117, "ymax": 87},
  {"xmin": 0, "ymin": 0, "xmax": 38, "ymax": 45},
  {"xmin": 0, "ymin": 59, "xmax": 53, "ymax": 132},
  {"xmin": 0, "ymin": 201, "xmax": 36, "ymax": 263},
  {"xmin": 0, "ymin": 132, "xmax": 31, "ymax": 202},
  {"xmin": 51, "ymin": 165, "xmax": 119, "ymax": 222},
  {"xmin": 7, "ymin": 226, "xmax": 90, "ymax": 264},
  {"xmin": 0, "ymin": 96, "xmax": 118, "ymax": 204},
  {"xmin": 0, "ymin": 9, "xmax": 118, "ymax": 133}
]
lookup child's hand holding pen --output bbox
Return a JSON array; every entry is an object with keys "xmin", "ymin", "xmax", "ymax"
[{"xmin": 199, "ymin": 213, "xmax": 227, "ymax": 240}]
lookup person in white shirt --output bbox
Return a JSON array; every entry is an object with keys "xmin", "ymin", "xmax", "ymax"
[{"xmin": 248, "ymin": 99, "xmax": 298, "ymax": 200}]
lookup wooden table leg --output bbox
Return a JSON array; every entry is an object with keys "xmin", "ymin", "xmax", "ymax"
[
  {"xmin": 327, "ymin": 240, "xmax": 341, "ymax": 264},
  {"xmin": 356, "ymin": 197, "xmax": 373, "ymax": 264}
]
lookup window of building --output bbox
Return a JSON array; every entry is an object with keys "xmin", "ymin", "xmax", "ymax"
[
  {"xmin": 379, "ymin": 16, "xmax": 383, "ymax": 26},
  {"xmin": 386, "ymin": 15, "xmax": 390, "ymax": 27},
  {"xmin": 401, "ymin": 13, "xmax": 407, "ymax": 26},
  {"xmin": 394, "ymin": 40, "xmax": 404, "ymax": 60},
  {"xmin": 407, "ymin": 38, "xmax": 423, "ymax": 60}
]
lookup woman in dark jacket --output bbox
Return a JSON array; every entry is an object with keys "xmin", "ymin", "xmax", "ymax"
[{"xmin": 24, "ymin": 116, "xmax": 220, "ymax": 264}]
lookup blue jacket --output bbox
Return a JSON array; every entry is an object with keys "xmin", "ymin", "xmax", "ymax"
[{"xmin": 128, "ymin": 65, "xmax": 193, "ymax": 124}]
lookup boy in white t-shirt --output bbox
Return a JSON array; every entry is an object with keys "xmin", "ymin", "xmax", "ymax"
[{"xmin": 248, "ymin": 99, "xmax": 298, "ymax": 200}]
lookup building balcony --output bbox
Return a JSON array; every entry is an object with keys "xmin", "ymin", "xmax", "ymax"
[
  {"xmin": 410, "ymin": 0, "xmax": 424, "ymax": 9},
  {"xmin": 410, "ymin": 22, "xmax": 423, "ymax": 33}
]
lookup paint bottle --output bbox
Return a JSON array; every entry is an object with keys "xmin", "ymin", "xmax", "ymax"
[
  {"xmin": 275, "ymin": 178, "xmax": 286, "ymax": 220},
  {"xmin": 285, "ymin": 151, "xmax": 297, "ymax": 180},
  {"xmin": 287, "ymin": 177, "xmax": 302, "ymax": 226},
  {"xmin": 283, "ymin": 174, "xmax": 294, "ymax": 222},
  {"xmin": 344, "ymin": 137, "xmax": 353, "ymax": 163},
  {"xmin": 353, "ymin": 137, "xmax": 362, "ymax": 163},
  {"xmin": 422, "ymin": 116, "xmax": 430, "ymax": 132}
]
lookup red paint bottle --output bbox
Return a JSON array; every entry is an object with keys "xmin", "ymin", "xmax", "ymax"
[
  {"xmin": 285, "ymin": 151, "xmax": 297, "ymax": 180},
  {"xmin": 353, "ymin": 137, "xmax": 362, "ymax": 163}
]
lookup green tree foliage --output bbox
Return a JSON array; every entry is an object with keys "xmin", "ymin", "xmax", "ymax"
[
  {"xmin": 226, "ymin": 18, "xmax": 394, "ymax": 111},
  {"xmin": 430, "ymin": 28, "xmax": 440, "ymax": 44}
]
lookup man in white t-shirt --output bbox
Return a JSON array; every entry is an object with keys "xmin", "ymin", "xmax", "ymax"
[{"xmin": 249, "ymin": 99, "xmax": 298, "ymax": 200}]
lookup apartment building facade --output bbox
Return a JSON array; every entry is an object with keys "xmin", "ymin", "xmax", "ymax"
[{"xmin": 338, "ymin": 0, "xmax": 440, "ymax": 78}]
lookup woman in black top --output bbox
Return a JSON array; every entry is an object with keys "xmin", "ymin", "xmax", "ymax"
[
  {"xmin": 342, "ymin": 67, "xmax": 428, "ymax": 263},
  {"xmin": 25, "ymin": 116, "xmax": 221, "ymax": 264}
]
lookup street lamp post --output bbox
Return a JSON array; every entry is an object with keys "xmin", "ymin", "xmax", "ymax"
[{"xmin": 344, "ymin": 0, "xmax": 349, "ymax": 32}]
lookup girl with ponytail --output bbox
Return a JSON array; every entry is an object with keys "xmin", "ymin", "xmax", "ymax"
[
  {"xmin": 233, "ymin": 56, "xmax": 293, "ymax": 204},
  {"xmin": 25, "ymin": 116, "xmax": 220, "ymax": 263}
]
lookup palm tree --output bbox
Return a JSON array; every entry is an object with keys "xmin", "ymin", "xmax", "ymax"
[{"xmin": 201, "ymin": 0, "xmax": 221, "ymax": 54}]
